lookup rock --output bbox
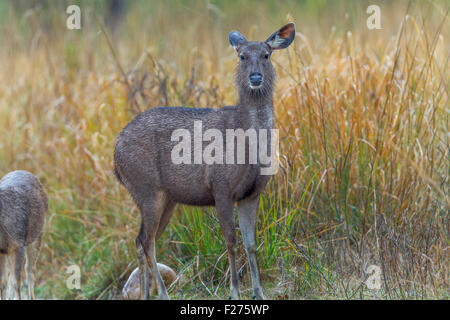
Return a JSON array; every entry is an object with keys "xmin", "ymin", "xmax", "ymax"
[{"xmin": 122, "ymin": 263, "xmax": 177, "ymax": 299}]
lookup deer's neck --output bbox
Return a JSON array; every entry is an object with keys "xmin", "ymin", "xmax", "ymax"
[
  {"xmin": 0, "ymin": 192, "xmax": 3, "ymax": 214},
  {"xmin": 237, "ymin": 88, "xmax": 274, "ymax": 129}
]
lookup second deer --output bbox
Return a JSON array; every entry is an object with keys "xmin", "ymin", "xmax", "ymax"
[{"xmin": 0, "ymin": 170, "xmax": 47, "ymax": 300}]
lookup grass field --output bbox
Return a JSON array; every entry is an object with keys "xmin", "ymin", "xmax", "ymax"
[{"xmin": 0, "ymin": 0, "xmax": 448, "ymax": 299}]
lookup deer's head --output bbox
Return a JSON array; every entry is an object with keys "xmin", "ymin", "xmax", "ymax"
[{"xmin": 229, "ymin": 23, "xmax": 295, "ymax": 96}]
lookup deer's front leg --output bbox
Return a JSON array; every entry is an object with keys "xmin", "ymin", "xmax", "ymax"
[
  {"xmin": 216, "ymin": 196, "xmax": 240, "ymax": 299},
  {"xmin": 238, "ymin": 194, "xmax": 265, "ymax": 300}
]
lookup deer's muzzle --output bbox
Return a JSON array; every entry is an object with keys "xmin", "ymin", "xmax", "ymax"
[{"xmin": 249, "ymin": 73, "xmax": 263, "ymax": 88}]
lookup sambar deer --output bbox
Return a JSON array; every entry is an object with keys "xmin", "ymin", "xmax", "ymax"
[
  {"xmin": 114, "ymin": 23, "xmax": 295, "ymax": 299},
  {"xmin": 0, "ymin": 170, "xmax": 47, "ymax": 300}
]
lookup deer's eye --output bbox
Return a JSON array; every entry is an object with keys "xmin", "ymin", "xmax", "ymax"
[
  {"xmin": 239, "ymin": 54, "xmax": 245, "ymax": 61},
  {"xmin": 264, "ymin": 53, "xmax": 269, "ymax": 59}
]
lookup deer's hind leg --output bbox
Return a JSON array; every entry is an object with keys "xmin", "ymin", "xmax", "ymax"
[
  {"xmin": 25, "ymin": 238, "xmax": 41, "ymax": 300},
  {"xmin": 156, "ymin": 201, "xmax": 176, "ymax": 240},
  {"xmin": 9, "ymin": 247, "xmax": 25, "ymax": 300},
  {"xmin": 135, "ymin": 189, "xmax": 170, "ymax": 300},
  {"xmin": 0, "ymin": 254, "xmax": 6, "ymax": 299}
]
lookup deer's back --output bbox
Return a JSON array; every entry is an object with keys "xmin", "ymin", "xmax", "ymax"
[{"xmin": 0, "ymin": 170, "xmax": 47, "ymax": 253}]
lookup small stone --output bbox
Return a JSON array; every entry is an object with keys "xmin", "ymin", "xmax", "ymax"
[{"xmin": 122, "ymin": 263, "xmax": 177, "ymax": 299}]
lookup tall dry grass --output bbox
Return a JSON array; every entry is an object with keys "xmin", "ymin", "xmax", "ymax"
[{"xmin": 0, "ymin": 0, "xmax": 448, "ymax": 299}]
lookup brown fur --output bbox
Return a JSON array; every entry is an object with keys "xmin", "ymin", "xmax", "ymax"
[{"xmin": 278, "ymin": 23, "xmax": 294, "ymax": 38}]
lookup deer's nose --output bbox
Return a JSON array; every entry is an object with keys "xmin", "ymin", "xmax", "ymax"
[{"xmin": 249, "ymin": 73, "xmax": 263, "ymax": 87}]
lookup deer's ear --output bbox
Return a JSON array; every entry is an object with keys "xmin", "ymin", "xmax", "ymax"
[
  {"xmin": 265, "ymin": 23, "xmax": 295, "ymax": 50},
  {"xmin": 229, "ymin": 31, "xmax": 248, "ymax": 50}
]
